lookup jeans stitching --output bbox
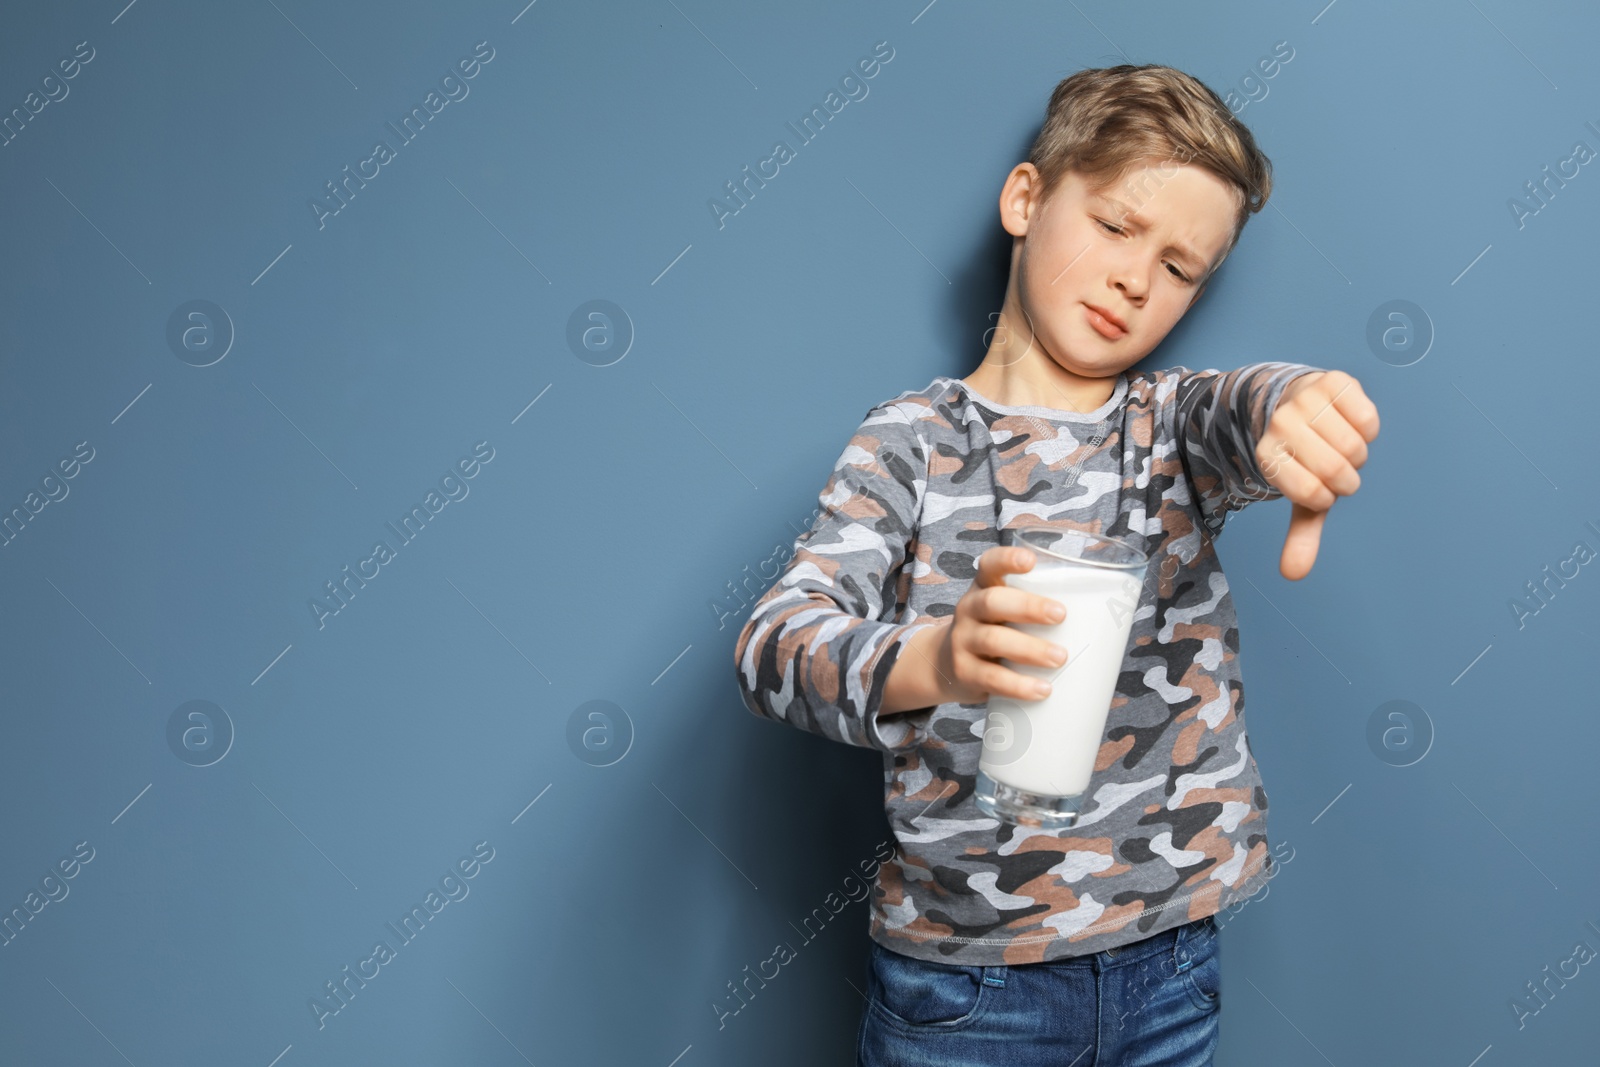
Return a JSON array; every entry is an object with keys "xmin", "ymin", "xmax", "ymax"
[
  {"xmin": 867, "ymin": 946, "xmax": 991, "ymax": 1033},
  {"xmin": 1179, "ymin": 923, "xmax": 1220, "ymax": 1011},
  {"xmin": 868, "ymin": 987, "xmax": 990, "ymax": 1034}
]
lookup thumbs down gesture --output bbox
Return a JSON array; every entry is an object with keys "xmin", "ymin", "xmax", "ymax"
[{"xmin": 1258, "ymin": 370, "xmax": 1381, "ymax": 581}]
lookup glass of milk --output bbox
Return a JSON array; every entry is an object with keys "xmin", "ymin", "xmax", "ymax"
[{"xmin": 975, "ymin": 525, "xmax": 1150, "ymax": 829}]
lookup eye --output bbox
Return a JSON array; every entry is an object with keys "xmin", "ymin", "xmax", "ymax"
[{"xmin": 1096, "ymin": 215, "xmax": 1194, "ymax": 282}]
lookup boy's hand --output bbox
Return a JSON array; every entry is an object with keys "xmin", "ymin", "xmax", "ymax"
[
  {"xmin": 936, "ymin": 547, "xmax": 1072, "ymax": 704},
  {"xmin": 1257, "ymin": 370, "xmax": 1380, "ymax": 581}
]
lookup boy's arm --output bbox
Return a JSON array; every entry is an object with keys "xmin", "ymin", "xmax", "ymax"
[
  {"xmin": 1170, "ymin": 361, "xmax": 1327, "ymax": 538},
  {"xmin": 732, "ymin": 402, "xmax": 942, "ymax": 754}
]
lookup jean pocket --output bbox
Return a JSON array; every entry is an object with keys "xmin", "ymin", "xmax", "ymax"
[
  {"xmin": 868, "ymin": 942, "xmax": 990, "ymax": 1030},
  {"xmin": 1176, "ymin": 919, "xmax": 1221, "ymax": 1013}
]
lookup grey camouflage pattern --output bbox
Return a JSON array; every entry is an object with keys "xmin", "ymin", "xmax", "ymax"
[{"xmin": 733, "ymin": 362, "xmax": 1324, "ymax": 965}]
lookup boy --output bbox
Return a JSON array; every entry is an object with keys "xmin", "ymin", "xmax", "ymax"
[{"xmin": 732, "ymin": 64, "xmax": 1378, "ymax": 1064}]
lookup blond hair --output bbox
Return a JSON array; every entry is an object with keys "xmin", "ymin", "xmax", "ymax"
[{"xmin": 1026, "ymin": 64, "xmax": 1272, "ymax": 268}]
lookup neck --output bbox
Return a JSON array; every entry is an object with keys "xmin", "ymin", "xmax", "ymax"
[{"xmin": 964, "ymin": 331, "xmax": 1120, "ymax": 415}]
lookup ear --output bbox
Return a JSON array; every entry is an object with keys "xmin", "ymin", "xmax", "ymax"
[{"xmin": 999, "ymin": 162, "xmax": 1044, "ymax": 238}]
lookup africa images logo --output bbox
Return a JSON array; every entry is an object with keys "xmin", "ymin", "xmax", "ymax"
[
  {"xmin": 309, "ymin": 41, "xmax": 496, "ymax": 231},
  {"xmin": 309, "ymin": 441, "xmax": 495, "ymax": 630}
]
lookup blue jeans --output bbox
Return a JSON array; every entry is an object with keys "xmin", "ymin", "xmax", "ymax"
[{"xmin": 857, "ymin": 915, "xmax": 1221, "ymax": 1066}]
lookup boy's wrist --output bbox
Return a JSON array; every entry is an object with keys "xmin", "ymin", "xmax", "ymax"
[{"xmin": 881, "ymin": 621, "xmax": 953, "ymax": 717}]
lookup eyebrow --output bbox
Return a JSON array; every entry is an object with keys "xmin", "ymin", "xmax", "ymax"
[{"xmin": 1094, "ymin": 194, "xmax": 1210, "ymax": 275}]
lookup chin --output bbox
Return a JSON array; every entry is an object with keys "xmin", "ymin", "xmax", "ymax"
[{"xmin": 1058, "ymin": 333, "xmax": 1132, "ymax": 370}]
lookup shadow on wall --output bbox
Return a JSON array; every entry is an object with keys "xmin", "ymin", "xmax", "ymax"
[
  {"xmin": 935, "ymin": 129, "xmax": 1032, "ymax": 380},
  {"xmin": 523, "ymin": 108, "xmax": 1277, "ymax": 1057}
]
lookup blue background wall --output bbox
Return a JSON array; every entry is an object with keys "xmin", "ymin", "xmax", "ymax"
[{"xmin": 2, "ymin": 1, "xmax": 1596, "ymax": 1063}]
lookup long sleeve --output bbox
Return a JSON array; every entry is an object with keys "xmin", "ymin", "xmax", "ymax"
[
  {"xmin": 1171, "ymin": 361, "xmax": 1326, "ymax": 537},
  {"xmin": 732, "ymin": 401, "xmax": 942, "ymax": 753}
]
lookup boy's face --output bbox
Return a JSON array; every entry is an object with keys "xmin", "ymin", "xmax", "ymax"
[{"xmin": 1001, "ymin": 157, "xmax": 1240, "ymax": 384}]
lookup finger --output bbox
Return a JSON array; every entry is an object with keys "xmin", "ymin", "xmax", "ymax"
[
  {"xmin": 972, "ymin": 623, "xmax": 1067, "ymax": 670},
  {"xmin": 1273, "ymin": 375, "xmax": 1368, "ymax": 471},
  {"xmin": 1263, "ymin": 451, "xmax": 1338, "ymax": 511},
  {"xmin": 979, "ymin": 661, "xmax": 1054, "ymax": 701},
  {"xmin": 1303, "ymin": 371, "xmax": 1380, "ymax": 443},
  {"xmin": 1274, "ymin": 424, "xmax": 1361, "ymax": 497},
  {"xmin": 1292, "ymin": 403, "xmax": 1370, "ymax": 471},
  {"xmin": 1280, "ymin": 502, "xmax": 1327, "ymax": 581},
  {"xmin": 974, "ymin": 545, "xmax": 1037, "ymax": 589},
  {"xmin": 972, "ymin": 585, "xmax": 1067, "ymax": 626}
]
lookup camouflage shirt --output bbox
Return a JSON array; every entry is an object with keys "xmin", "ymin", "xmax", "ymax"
[{"xmin": 733, "ymin": 362, "xmax": 1325, "ymax": 965}]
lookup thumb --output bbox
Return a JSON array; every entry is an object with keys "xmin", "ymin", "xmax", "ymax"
[{"xmin": 1280, "ymin": 502, "xmax": 1328, "ymax": 581}]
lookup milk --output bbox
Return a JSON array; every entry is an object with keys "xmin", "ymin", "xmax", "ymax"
[{"xmin": 979, "ymin": 558, "xmax": 1144, "ymax": 800}]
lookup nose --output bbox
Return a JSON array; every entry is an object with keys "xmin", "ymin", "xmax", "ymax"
[{"xmin": 1107, "ymin": 252, "xmax": 1148, "ymax": 305}]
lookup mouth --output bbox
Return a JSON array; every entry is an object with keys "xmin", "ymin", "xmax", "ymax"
[{"xmin": 1083, "ymin": 303, "xmax": 1127, "ymax": 340}]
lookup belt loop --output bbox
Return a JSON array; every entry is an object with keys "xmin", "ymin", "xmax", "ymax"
[
  {"xmin": 981, "ymin": 965, "xmax": 1006, "ymax": 988},
  {"xmin": 1174, "ymin": 922, "xmax": 1194, "ymax": 973}
]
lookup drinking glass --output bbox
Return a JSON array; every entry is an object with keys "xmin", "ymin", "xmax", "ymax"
[{"xmin": 974, "ymin": 525, "xmax": 1150, "ymax": 828}]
